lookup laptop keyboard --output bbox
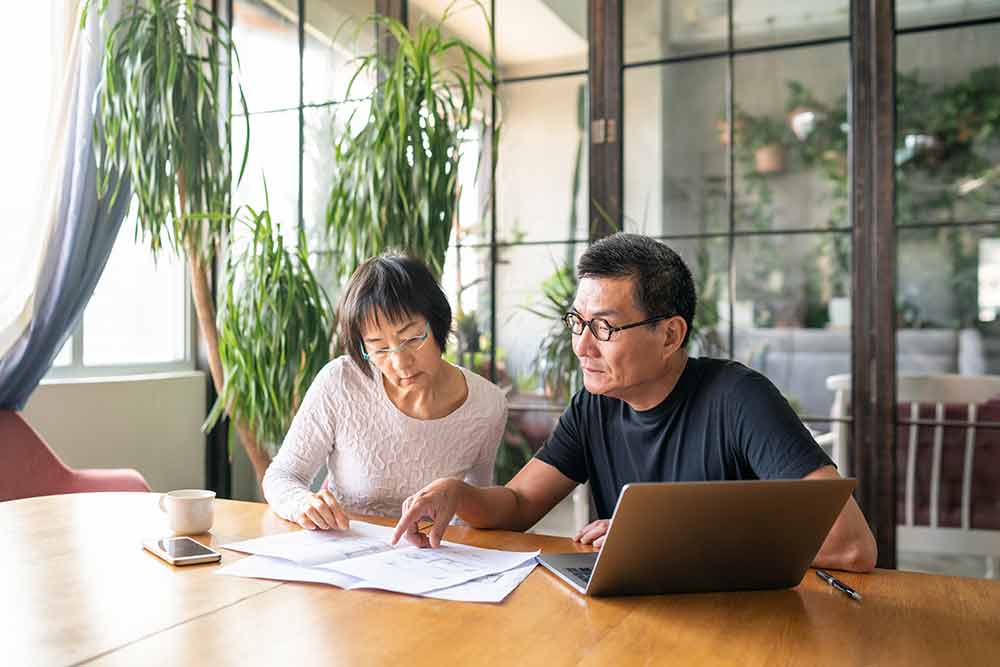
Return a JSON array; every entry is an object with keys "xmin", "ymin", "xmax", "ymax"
[{"xmin": 567, "ymin": 566, "xmax": 594, "ymax": 585}]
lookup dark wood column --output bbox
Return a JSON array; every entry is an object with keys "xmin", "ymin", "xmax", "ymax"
[
  {"xmin": 850, "ymin": 0, "xmax": 897, "ymax": 568},
  {"xmin": 375, "ymin": 0, "xmax": 408, "ymax": 67},
  {"xmin": 588, "ymin": 0, "xmax": 623, "ymax": 239}
]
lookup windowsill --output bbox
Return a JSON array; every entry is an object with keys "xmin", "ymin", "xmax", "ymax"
[{"xmin": 40, "ymin": 369, "xmax": 205, "ymax": 386}]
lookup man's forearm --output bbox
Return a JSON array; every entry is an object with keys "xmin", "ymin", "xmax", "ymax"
[{"xmin": 453, "ymin": 481, "xmax": 525, "ymax": 530}]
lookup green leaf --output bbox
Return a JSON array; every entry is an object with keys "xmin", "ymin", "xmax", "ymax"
[{"xmin": 323, "ymin": 7, "xmax": 494, "ymax": 282}]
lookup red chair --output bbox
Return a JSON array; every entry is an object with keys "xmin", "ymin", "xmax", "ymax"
[{"xmin": 0, "ymin": 410, "xmax": 150, "ymax": 502}]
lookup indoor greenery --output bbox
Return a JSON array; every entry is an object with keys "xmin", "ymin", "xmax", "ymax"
[
  {"xmin": 82, "ymin": 0, "xmax": 284, "ymax": 482},
  {"xmin": 753, "ymin": 66, "xmax": 1000, "ymax": 329},
  {"xmin": 205, "ymin": 201, "xmax": 334, "ymax": 451},
  {"xmin": 523, "ymin": 263, "xmax": 579, "ymax": 403},
  {"xmin": 727, "ymin": 108, "xmax": 787, "ymax": 325},
  {"xmin": 323, "ymin": 9, "xmax": 494, "ymax": 283},
  {"xmin": 521, "ymin": 83, "xmax": 586, "ymax": 403}
]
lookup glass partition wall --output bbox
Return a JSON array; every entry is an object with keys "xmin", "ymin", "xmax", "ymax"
[
  {"xmin": 227, "ymin": 0, "xmax": 1000, "ymax": 577},
  {"xmin": 892, "ymin": 12, "xmax": 1000, "ymax": 579},
  {"xmin": 624, "ymin": 1, "xmax": 851, "ymax": 461}
]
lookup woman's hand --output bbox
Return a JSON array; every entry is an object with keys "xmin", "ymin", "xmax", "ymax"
[
  {"xmin": 574, "ymin": 519, "xmax": 610, "ymax": 548},
  {"xmin": 392, "ymin": 478, "xmax": 463, "ymax": 548},
  {"xmin": 294, "ymin": 488, "xmax": 350, "ymax": 531}
]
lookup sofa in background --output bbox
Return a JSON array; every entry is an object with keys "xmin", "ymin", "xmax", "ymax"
[{"xmin": 729, "ymin": 327, "xmax": 986, "ymax": 422}]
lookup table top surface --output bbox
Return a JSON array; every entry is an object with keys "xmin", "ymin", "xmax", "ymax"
[{"xmin": 3, "ymin": 493, "xmax": 999, "ymax": 667}]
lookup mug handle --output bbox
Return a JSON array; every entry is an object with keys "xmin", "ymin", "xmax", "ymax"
[{"xmin": 158, "ymin": 494, "xmax": 168, "ymax": 513}]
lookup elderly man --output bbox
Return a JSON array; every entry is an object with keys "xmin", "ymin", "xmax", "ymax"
[{"xmin": 394, "ymin": 233, "xmax": 877, "ymax": 572}]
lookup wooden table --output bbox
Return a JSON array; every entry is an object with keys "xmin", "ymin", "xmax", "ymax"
[{"xmin": 4, "ymin": 493, "xmax": 999, "ymax": 666}]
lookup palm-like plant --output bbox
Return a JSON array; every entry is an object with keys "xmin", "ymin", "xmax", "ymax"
[
  {"xmin": 82, "ymin": 0, "xmax": 276, "ymax": 480},
  {"xmin": 324, "ymin": 9, "xmax": 494, "ymax": 281},
  {"xmin": 523, "ymin": 264, "xmax": 579, "ymax": 403},
  {"xmin": 206, "ymin": 203, "xmax": 334, "ymax": 450}
]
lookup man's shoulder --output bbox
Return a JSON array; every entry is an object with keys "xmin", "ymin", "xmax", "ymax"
[{"xmin": 690, "ymin": 356, "xmax": 764, "ymax": 394}]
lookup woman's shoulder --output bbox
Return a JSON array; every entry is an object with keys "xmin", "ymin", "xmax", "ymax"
[
  {"xmin": 457, "ymin": 366, "xmax": 508, "ymax": 415},
  {"xmin": 314, "ymin": 356, "xmax": 379, "ymax": 395}
]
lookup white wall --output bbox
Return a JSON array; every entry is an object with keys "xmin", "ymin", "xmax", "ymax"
[{"xmin": 22, "ymin": 371, "xmax": 207, "ymax": 493}]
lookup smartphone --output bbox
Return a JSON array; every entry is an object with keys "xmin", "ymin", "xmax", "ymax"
[{"xmin": 143, "ymin": 536, "xmax": 223, "ymax": 566}]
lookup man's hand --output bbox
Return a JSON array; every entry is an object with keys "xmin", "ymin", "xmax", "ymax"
[
  {"xmin": 574, "ymin": 519, "xmax": 610, "ymax": 548},
  {"xmin": 294, "ymin": 488, "xmax": 350, "ymax": 531},
  {"xmin": 392, "ymin": 478, "xmax": 463, "ymax": 548}
]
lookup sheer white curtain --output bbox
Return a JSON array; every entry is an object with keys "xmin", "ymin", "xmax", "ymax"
[{"xmin": 0, "ymin": 2, "xmax": 78, "ymax": 357}]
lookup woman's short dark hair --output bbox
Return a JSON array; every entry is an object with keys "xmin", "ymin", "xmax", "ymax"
[
  {"xmin": 577, "ymin": 233, "xmax": 696, "ymax": 347},
  {"xmin": 338, "ymin": 254, "xmax": 452, "ymax": 377}
]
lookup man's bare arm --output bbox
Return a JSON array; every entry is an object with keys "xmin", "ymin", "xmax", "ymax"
[
  {"xmin": 806, "ymin": 465, "xmax": 878, "ymax": 572},
  {"xmin": 392, "ymin": 459, "xmax": 578, "ymax": 546}
]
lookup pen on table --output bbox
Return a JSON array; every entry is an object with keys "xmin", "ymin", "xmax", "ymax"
[{"xmin": 815, "ymin": 569, "xmax": 863, "ymax": 602}]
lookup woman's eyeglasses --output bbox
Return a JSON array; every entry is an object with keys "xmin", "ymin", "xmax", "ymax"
[{"xmin": 360, "ymin": 322, "xmax": 431, "ymax": 362}]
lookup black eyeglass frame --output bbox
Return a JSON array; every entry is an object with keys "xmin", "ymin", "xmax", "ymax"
[{"xmin": 563, "ymin": 311, "xmax": 674, "ymax": 342}]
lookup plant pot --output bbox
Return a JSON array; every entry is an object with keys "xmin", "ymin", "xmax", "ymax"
[
  {"xmin": 715, "ymin": 118, "xmax": 744, "ymax": 146},
  {"xmin": 821, "ymin": 149, "xmax": 847, "ymax": 179},
  {"xmin": 828, "ymin": 297, "xmax": 851, "ymax": 329},
  {"xmin": 899, "ymin": 131, "xmax": 945, "ymax": 166},
  {"xmin": 786, "ymin": 106, "xmax": 823, "ymax": 141},
  {"xmin": 754, "ymin": 144, "xmax": 785, "ymax": 174}
]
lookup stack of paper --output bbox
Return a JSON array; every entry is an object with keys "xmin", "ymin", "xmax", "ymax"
[{"xmin": 217, "ymin": 522, "xmax": 538, "ymax": 603}]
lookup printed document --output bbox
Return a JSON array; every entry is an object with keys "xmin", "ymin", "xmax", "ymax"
[
  {"xmin": 219, "ymin": 521, "xmax": 538, "ymax": 603},
  {"xmin": 218, "ymin": 555, "xmax": 536, "ymax": 603}
]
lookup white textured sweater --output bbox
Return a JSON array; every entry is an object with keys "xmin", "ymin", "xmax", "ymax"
[{"xmin": 262, "ymin": 356, "xmax": 507, "ymax": 520}]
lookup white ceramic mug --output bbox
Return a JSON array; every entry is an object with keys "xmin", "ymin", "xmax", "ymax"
[{"xmin": 159, "ymin": 489, "xmax": 216, "ymax": 535}]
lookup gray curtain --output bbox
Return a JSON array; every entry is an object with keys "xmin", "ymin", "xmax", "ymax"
[{"xmin": 0, "ymin": 1, "xmax": 130, "ymax": 409}]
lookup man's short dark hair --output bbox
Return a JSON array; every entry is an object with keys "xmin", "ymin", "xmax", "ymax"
[
  {"xmin": 577, "ymin": 233, "xmax": 696, "ymax": 347},
  {"xmin": 338, "ymin": 254, "xmax": 452, "ymax": 377}
]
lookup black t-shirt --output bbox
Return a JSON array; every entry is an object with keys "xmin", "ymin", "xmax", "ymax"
[{"xmin": 535, "ymin": 356, "xmax": 834, "ymax": 519}]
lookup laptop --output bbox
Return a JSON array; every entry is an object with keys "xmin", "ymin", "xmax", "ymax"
[{"xmin": 536, "ymin": 478, "xmax": 856, "ymax": 596}]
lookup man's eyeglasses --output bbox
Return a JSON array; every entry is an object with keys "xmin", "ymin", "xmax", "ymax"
[
  {"xmin": 563, "ymin": 311, "xmax": 672, "ymax": 342},
  {"xmin": 360, "ymin": 322, "xmax": 430, "ymax": 362}
]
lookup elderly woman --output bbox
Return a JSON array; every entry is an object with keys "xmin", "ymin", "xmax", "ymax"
[{"xmin": 263, "ymin": 254, "xmax": 507, "ymax": 529}]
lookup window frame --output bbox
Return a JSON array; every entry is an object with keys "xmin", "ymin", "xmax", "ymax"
[{"xmin": 46, "ymin": 268, "xmax": 196, "ymax": 380}]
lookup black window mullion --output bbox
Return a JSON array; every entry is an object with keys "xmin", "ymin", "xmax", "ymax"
[
  {"xmin": 726, "ymin": 0, "xmax": 735, "ymax": 360},
  {"xmin": 489, "ymin": 0, "xmax": 498, "ymax": 383},
  {"xmin": 375, "ymin": 0, "xmax": 407, "ymax": 68}
]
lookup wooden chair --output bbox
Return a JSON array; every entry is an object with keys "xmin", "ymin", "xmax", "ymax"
[
  {"xmin": 0, "ymin": 410, "xmax": 150, "ymax": 502},
  {"xmin": 826, "ymin": 374, "xmax": 1000, "ymax": 578}
]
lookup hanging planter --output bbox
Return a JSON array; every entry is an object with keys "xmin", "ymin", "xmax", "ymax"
[
  {"xmin": 787, "ymin": 106, "xmax": 824, "ymax": 141},
  {"xmin": 784, "ymin": 81, "xmax": 829, "ymax": 141},
  {"xmin": 754, "ymin": 143, "xmax": 786, "ymax": 174},
  {"xmin": 898, "ymin": 130, "xmax": 945, "ymax": 166},
  {"xmin": 715, "ymin": 117, "xmax": 745, "ymax": 146}
]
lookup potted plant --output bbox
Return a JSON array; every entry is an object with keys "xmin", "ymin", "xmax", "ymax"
[
  {"xmin": 84, "ymin": 0, "xmax": 282, "ymax": 482},
  {"xmin": 715, "ymin": 115, "xmax": 745, "ymax": 146},
  {"xmin": 785, "ymin": 80, "xmax": 827, "ymax": 141},
  {"xmin": 826, "ymin": 234, "xmax": 851, "ymax": 328},
  {"xmin": 323, "ymin": 10, "xmax": 494, "ymax": 284},
  {"xmin": 205, "ymin": 202, "xmax": 334, "ymax": 453},
  {"xmin": 523, "ymin": 263, "xmax": 579, "ymax": 403},
  {"xmin": 741, "ymin": 113, "xmax": 791, "ymax": 174},
  {"xmin": 896, "ymin": 72, "xmax": 945, "ymax": 166}
]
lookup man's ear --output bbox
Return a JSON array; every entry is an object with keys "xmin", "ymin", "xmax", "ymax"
[{"xmin": 663, "ymin": 316, "xmax": 688, "ymax": 353}]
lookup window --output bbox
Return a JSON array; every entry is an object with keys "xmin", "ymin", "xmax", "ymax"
[
  {"xmin": 49, "ymin": 209, "xmax": 193, "ymax": 377},
  {"xmin": 0, "ymin": 3, "xmax": 191, "ymax": 378}
]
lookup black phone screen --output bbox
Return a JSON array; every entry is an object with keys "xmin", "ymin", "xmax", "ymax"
[{"xmin": 159, "ymin": 537, "xmax": 217, "ymax": 558}]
